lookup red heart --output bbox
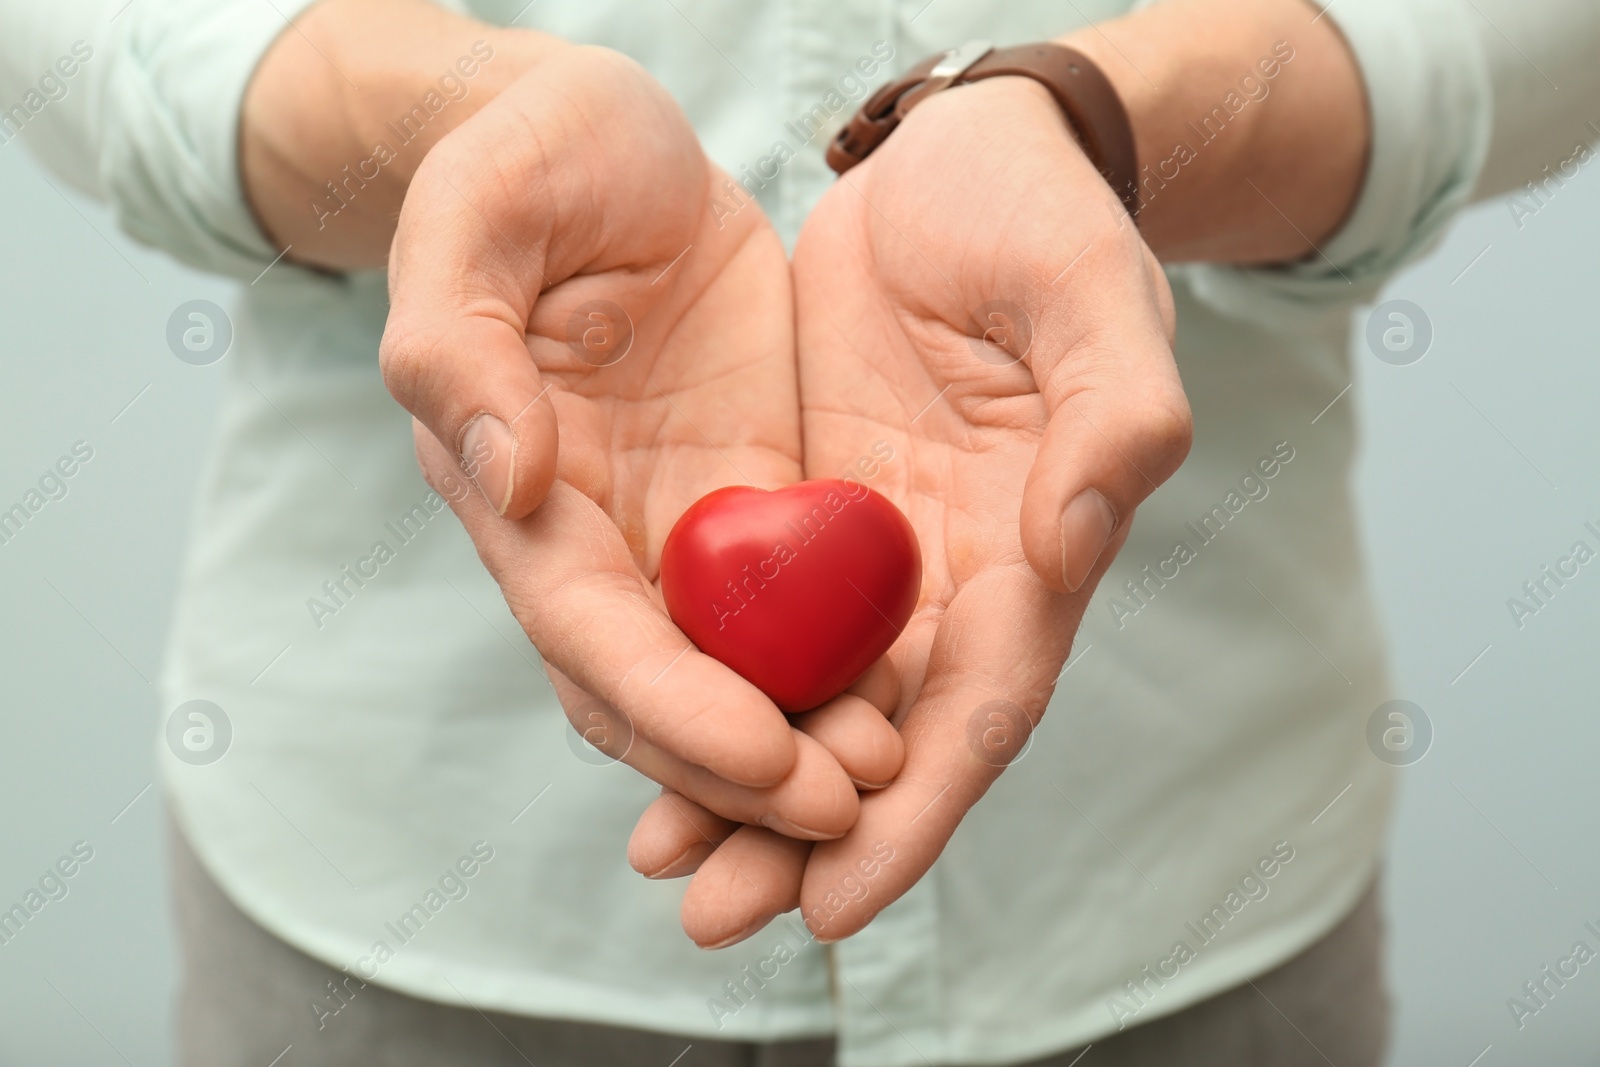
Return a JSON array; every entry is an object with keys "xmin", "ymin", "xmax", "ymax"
[{"xmin": 661, "ymin": 479, "xmax": 921, "ymax": 713}]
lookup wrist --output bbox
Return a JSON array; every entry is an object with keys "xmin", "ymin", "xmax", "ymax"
[
  {"xmin": 241, "ymin": 0, "xmax": 560, "ymax": 269},
  {"xmin": 1056, "ymin": 0, "xmax": 1368, "ymax": 264}
]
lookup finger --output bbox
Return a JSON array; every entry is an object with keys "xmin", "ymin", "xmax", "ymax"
[
  {"xmin": 1019, "ymin": 242, "xmax": 1193, "ymax": 595},
  {"xmin": 381, "ymin": 185, "xmax": 561, "ymax": 520},
  {"xmin": 380, "ymin": 47, "xmax": 706, "ymax": 522},
  {"xmin": 628, "ymin": 791, "xmax": 737, "ymax": 879},
  {"xmin": 415, "ymin": 423, "xmax": 797, "ymax": 787},
  {"xmin": 790, "ymin": 694, "xmax": 903, "ymax": 790},
  {"xmin": 784, "ymin": 657, "xmax": 904, "ymax": 792},
  {"xmin": 799, "ymin": 567, "xmax": 1074, "ymax": 942},
  {"xmin": 681, "ymin": 825, "xmax": 810, "ymax": 949},
  {"xmin": 551, "ymin": 671, "xmax": 860, "ymax": 840},
  {"xmin": 846, "ymin": 656, "xmax": 902, "ymax": 717}
]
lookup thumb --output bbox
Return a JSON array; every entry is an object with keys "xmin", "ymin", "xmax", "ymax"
[
  {"xmin": 379, "ymin": 134, "xmax": 566, "ymax": 521},
  {"xmin": 1019, "ymin": 257, "xmax": 1191, "ymax": 594},
  {"xmin": 382, "ymin": 307, "xmax": 562, "ymax": 521}
]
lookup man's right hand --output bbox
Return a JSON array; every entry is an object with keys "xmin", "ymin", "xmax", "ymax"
[
  {"xmin": 241, "ymin": 3, "xmax": 901, "ymax": 845},
  {"xmin": 382, "ymin": 45, "xmax": 905, "ymax": 839}
]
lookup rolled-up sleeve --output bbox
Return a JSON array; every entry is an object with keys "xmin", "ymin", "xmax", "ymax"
[
  {"xmin": 0, "ymin": 0, "xmax": 320, "ymax": 279},
  {"xmin": 1463, "ymin": 0, "xmax": 1600, "ymax": 198},
  {"xmin": 1180, "ymin": 0, "xmax": 1493, "ymax": 321}
]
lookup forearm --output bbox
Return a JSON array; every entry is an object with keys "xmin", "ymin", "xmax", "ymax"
[
  {"xmin": 240, "ymin": 0, "xmax": 560, "ymax": 270},
  {"xmin": 1058, "ymin": 0, "xmax": 1369, "ymax": 264}
]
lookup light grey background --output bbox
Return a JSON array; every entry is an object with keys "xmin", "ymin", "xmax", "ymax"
[{"xmin": 2, "ymin": 134, "xmax": 1598, "ymax": 1065}]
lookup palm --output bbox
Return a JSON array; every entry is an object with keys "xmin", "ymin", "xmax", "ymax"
[
  {"xmin": 797, "ymin": 171, "xmax": 1077, "ymax": 764},
  {"xmin": 388, "ymin": 50, "xmax": 870, "ymax": 826},
  {"xmin": 675, "ymin": 76, "xmax": 1191, "ymax": 944},
  {"xmin": 519, "ymin": 170, "xmax": 802, "ymax": 583},
  {"xmin": 509, "ymin": 159, "xmax": 812, "ymax": 771},
  {"xmin": 789, "ymin": 86, "xmax": 1093, "ymax": 934},
  {"xmin": 396, "ymin": 47, "xmax": 801, "ymax": 547}
]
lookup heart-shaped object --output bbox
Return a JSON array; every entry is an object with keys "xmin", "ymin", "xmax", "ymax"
[{"xmin": 661, "ymin": 479, "xmax": 921, "ymax": 713}]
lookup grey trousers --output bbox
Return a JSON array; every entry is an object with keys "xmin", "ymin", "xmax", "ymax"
[{"xmin": 171, "ymin": 824, "xmax": 1389, "ymax": 1066}]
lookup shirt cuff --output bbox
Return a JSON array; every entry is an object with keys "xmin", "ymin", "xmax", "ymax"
[
  {"xmin": 99, "ymin": 0, "xmax": 322, "ymax": 280},
  {"xmin": 1177, "ymin": 0, "xmax": 1493, "ymax": 328}
]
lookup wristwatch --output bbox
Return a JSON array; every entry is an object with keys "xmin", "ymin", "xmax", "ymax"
[{"xmin": 825, "ymin": 40, "xmax": 1141, "ymax": 218}]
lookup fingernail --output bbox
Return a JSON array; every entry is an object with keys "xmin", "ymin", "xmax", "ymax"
[
  {"xmin": 1060, "ymin": 488, "xmax": 1116, "ymax": 592},
  {"xmin": 461, "ymin": 414, "xmax": 515, "ymax": 515},
  {"xmin": 760, "ymin": 814, "xmax": 834, "ymax": 841},
  {"xmin": 643, "ymin": 844, "xmax": 707, "ymax": 880},
  {"xmin": 699, "ymin": 915, "xmax": 776, "ymax": 951}
]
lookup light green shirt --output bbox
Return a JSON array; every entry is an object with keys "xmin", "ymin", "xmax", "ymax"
[{"xmin": 3, "ymin": 0, "xmax": 1594, "ymax": 1063}]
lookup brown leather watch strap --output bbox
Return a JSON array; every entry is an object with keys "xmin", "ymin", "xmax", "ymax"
[{"xmin": 826, "ymin": 41, "xmax": 1141, "ymax": 218}]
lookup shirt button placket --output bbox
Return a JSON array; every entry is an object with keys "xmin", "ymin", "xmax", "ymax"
[
  {"xmin": 777, "ymin": 0, "xmax": 899, "ymax": 240},
  {"xmin": 779, "ymin": 1, "xmax": 942, "ymax": 1061},
  {"xmin": 828, "ymin": 871, "xmax": 944, "ymax": 1067}
]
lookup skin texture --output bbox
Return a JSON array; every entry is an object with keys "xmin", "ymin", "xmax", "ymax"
[
  {"xmin": 666, "ymin": 77, "xmax": 1192, "ymax": 946},
  {"xmin": 246, "ymin": 5, "xmax": 903, "ymax": 820},
  {"xmin": 623, "ymin": 4, "xmax": 1368, "ymax": 945},
  {"xmin": 240, "ymin": 0, "xmax": 1368, "ymax": 946},
  {"xmin": 241, "ymin": 0, "xmax": 558, "ymax": 269},
  {"xmin": 390, "ymin": 45, "xmax": 913, "ymax": 834},
  {"xmin": 1060, "ymin": 0, "xmax": 1369, "ymax": 263}
]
